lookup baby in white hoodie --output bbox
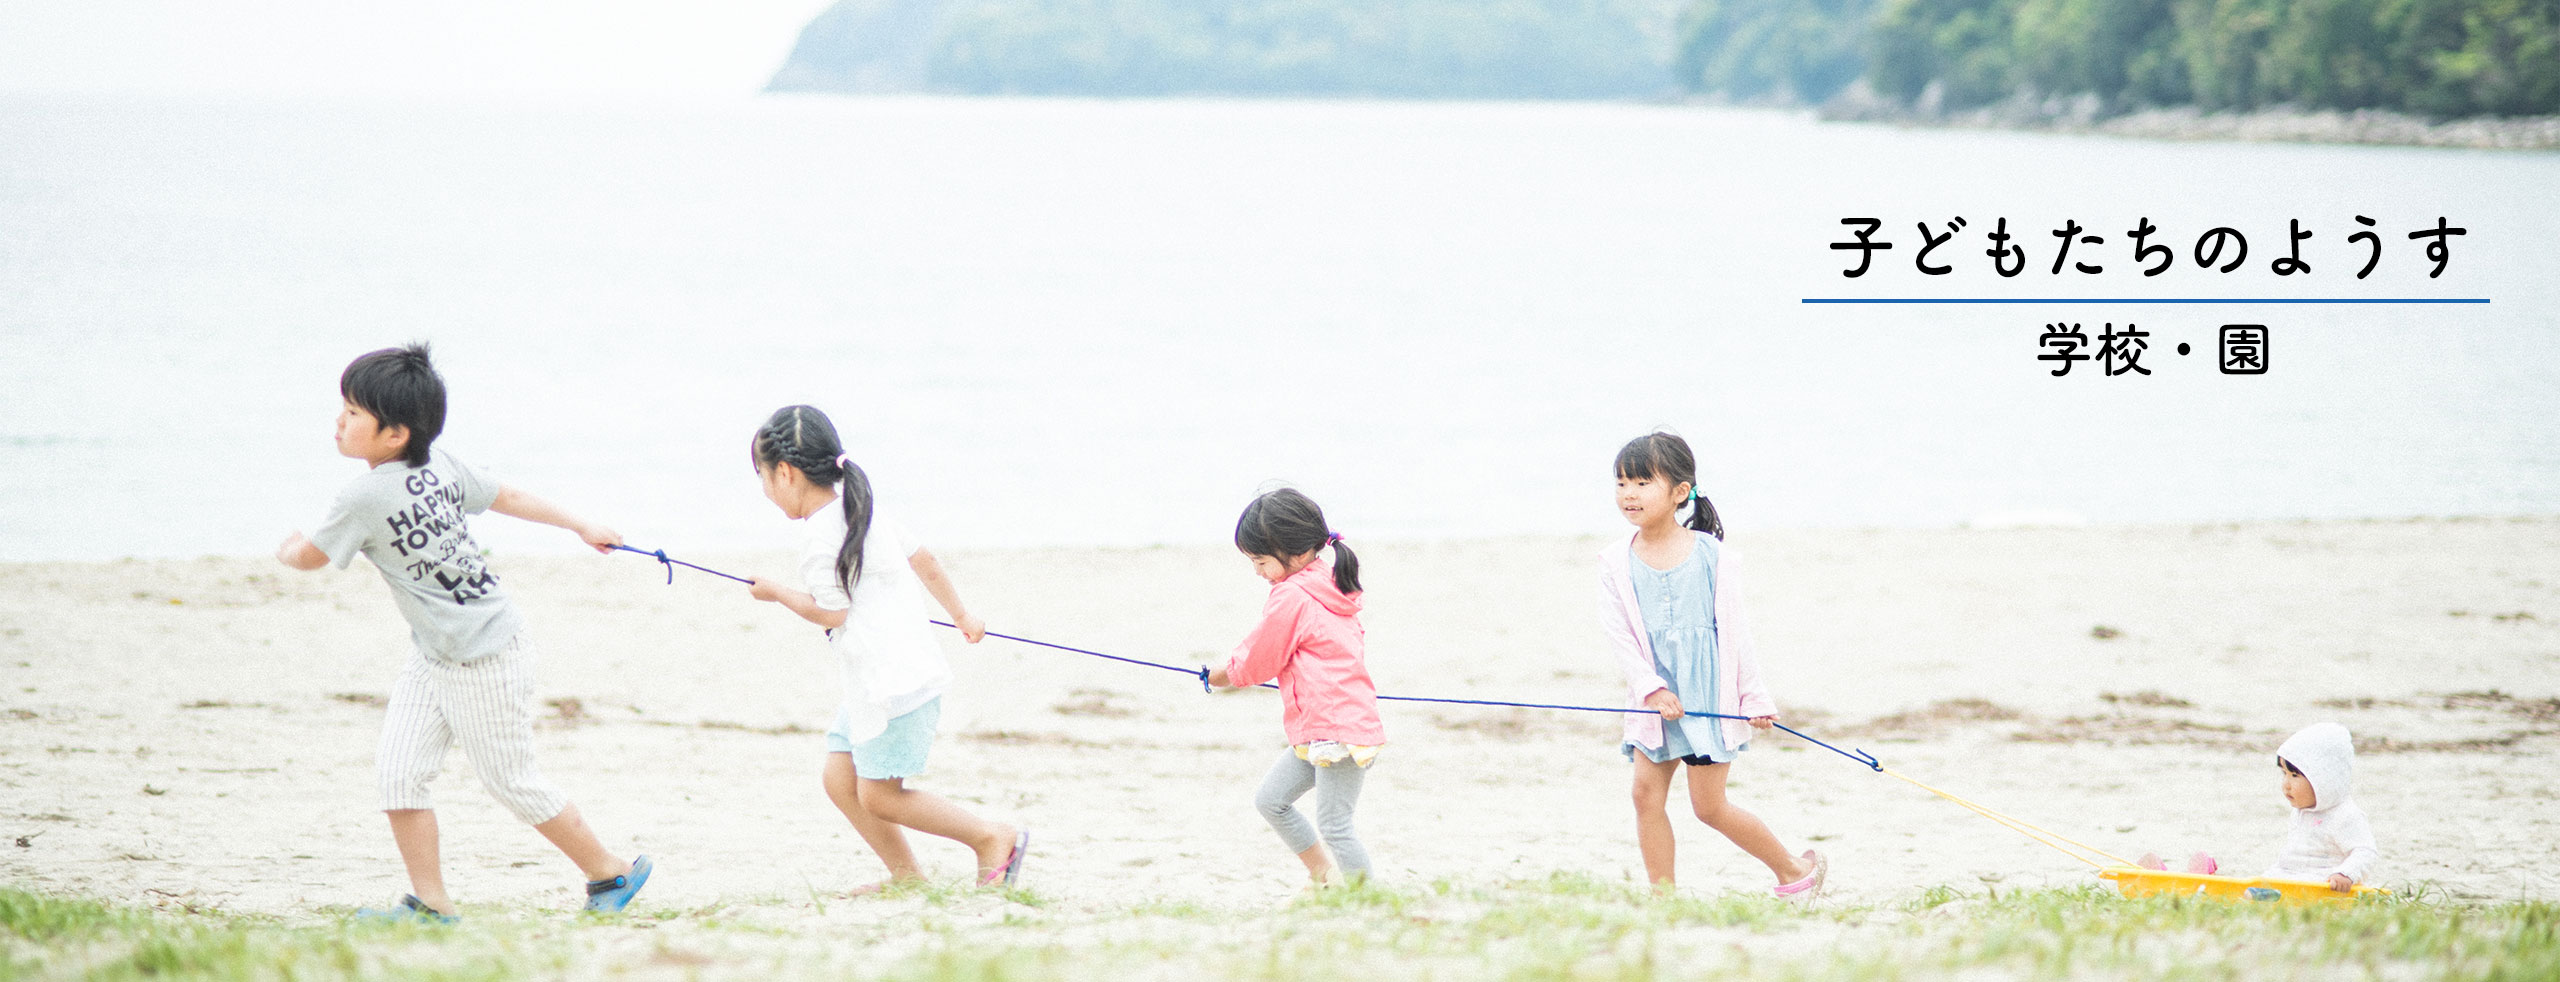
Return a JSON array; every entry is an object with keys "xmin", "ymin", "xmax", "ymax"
[
  {"xmin": 2264, "ymin": 721, "xmax": 2379, "ymax": 891},
  {"xmin": 2138, "ymin": 721, "xmax": 2379, "ymax": 891}
]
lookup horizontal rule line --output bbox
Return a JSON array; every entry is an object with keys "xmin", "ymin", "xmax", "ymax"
[{"xmin": 1800, "ymin": 298, "xmax": 2492, "ymax": 304}]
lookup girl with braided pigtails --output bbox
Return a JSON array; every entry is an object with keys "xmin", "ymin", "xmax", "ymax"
[{"xmin": 742, "ymin": 405, "xmax": 1028, "ymax": 892}]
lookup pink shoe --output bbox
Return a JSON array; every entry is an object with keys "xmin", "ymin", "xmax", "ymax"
[
  {"xmin": 2184, "ymin": 852, "xmax": 2218, "ymax": 875},
  {"xmin": 977, "ymin": 829, "xmax": 1030, "ymax": 888},
  {"xmin": 1773, "ymin": 850, "xmax": 1826, "ymax": 903},
  {"xmin": 2137, "ymin": 852, "xmax": 2169, "ymax": 871}
]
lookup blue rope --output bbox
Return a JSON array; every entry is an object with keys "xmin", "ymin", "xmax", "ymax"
[
  {"xmin": 615, "ymin": 543, "xmax": 1882, "ymax": 771},
  {"xmin": 612, "ymin": 544, "xmax": 754, "ymax": 586}
]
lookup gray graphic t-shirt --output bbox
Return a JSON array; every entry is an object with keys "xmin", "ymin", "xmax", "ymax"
[{"xmin": 310, "ymin": 446, "xmax": 523, "ymax": 663}]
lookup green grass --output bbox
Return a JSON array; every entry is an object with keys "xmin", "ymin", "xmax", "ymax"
[
  {"xmin": 1928, "ymin": 887, "xmax": 2560, "ymax": 981},
  {"xmin": 0, "ymin": 889, "xmax": 538, "ymax": 981},
  {"xmin": 856, "ymin": 877, "xmax": 1047, "ymax": 910},
  {"xmin": 5, "ymin": 880, "xmax": 2554, "ymax": 981},
  {"xmin": 1125, "ymin": 898, "xmax": 1210, "ymax": 919}
]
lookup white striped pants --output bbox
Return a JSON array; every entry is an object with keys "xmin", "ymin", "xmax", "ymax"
[{"xmin": 376, "ymin": 634, "xmax": 570, "ymax": 825}]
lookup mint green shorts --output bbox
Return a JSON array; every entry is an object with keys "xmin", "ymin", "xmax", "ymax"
[{"xmin": 825, "ymin": 698, "xmax": 941, "ymax": 779}]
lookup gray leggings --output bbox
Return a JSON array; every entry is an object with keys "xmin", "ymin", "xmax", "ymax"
[{"xmin": 1254, "ymin": 746, "xmax": 1371, "ymax": 877}]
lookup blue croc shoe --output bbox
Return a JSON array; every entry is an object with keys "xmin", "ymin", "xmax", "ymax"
[
  {"xmin": 355, "ymin": 895, "xmax": 457, "ymax": 925},
  {"xmin": 583, "ymin": 855, "xmax": 652, "ymax": 913}
]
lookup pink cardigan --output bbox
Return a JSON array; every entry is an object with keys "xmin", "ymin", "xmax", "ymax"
[
  {"xmin": 1597, "ymin": 531, "xmax": 1775, "ymax": 754},
  {"xmin": 1224, "ymin": 557, "xmax": 1385, "ymax": 746}
]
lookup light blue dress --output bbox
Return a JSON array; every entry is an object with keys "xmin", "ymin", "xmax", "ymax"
[{"xmin": 1621, "ymin": 533, "xmax": 1737, "ymax": 765}]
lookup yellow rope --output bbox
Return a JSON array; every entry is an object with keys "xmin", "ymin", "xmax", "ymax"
[
  {"xmin": 1911, "ymin": 783, "xmax": 2106, "ymax": 868},
  {"xmin": 1879, "ymin": 767, "xmax": 2139, "ymax": 870}
]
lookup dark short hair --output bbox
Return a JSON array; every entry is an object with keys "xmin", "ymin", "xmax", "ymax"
[{"xmin": 340, "ymin": 344, "xmax": 446, "ymax": 467}]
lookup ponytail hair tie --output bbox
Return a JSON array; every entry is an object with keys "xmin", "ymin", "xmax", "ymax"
[
  {"xmin": 1686, "ymin": 486, "xmax": 1699, "ymax": 502},
  {"xmin": 1326, "ymin": 531, "xmax": 1344, "ymax": 544}
]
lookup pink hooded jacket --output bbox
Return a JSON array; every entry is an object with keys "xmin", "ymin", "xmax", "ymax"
[
  {"xmin": 1597, "ymin": 531, "xmax": 1775, "ymax": 754},
  {"xmin": 1224, "ymin": 557, "xmax": 1385, "ymax": 746}
]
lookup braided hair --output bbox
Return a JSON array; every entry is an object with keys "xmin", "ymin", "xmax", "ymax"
[
  {"xmin": 1614, "ymin": 431, "xmax": 1723, "ymax": 539},
  {"xmin": 749, "ymin": 405, "xmax": 874, "ymax": 594}
]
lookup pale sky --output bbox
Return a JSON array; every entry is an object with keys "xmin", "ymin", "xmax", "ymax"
[{"xmin": 0, "ymin": 0, "xmax": 837, "ymax": 95}]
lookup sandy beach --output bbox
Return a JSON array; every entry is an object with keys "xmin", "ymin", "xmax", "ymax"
[{"xmin": 5, "ymin": 517, "xmax": 2556, "ymax": 924}]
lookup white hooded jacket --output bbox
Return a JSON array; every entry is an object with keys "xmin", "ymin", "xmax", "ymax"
[{"xmin": 2264, "ymin": 722, "xmax": 2379, "ymax": 884}]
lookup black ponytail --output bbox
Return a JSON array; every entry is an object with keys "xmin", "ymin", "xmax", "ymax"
[
  {"xmin": 1234, "ymin": 487, "xmax": 1361, "ymax": 595},
  {"xmin": 834, "ymin": 462, "xmax": 874, "ymax": 596},
  {"xmin": 750, "ymin": 405, "xmax": 874, "ymax": 594},
  {"xmin": 1325, "ymin": 534, "xmax": 1361, "ymax": 596},
  {"xmin": 1614, "ymin": 431, "xmax": 1724, "ymax": 540}
]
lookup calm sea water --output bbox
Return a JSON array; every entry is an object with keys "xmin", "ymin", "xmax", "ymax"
[{"xmin": 2, "ymin": 93, "xmax": 2555, "ymax": 562}]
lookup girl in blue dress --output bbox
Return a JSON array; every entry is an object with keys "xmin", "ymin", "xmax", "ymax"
[{"xmin": 1597, "ymin": 431, "xmax": 1825, "ymax": 899}]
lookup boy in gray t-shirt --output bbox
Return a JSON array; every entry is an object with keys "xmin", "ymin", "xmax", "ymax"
[
  {"xmin": 277, "ymin": 344, "xmax": 651, "ymax": 921},
  {"xmin": 308, "ymin": 445, "xmax": 522, "ymax": 663}
]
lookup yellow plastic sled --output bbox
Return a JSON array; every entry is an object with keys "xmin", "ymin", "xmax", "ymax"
[{"xmin": 2098, "ymin": 867, "xmax": 2388, "ymax": 907}]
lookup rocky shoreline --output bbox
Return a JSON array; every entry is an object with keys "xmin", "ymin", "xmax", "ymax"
[{"xmin": 1814, "ymin": 87, "xmax": 2560, "ymax": 151}]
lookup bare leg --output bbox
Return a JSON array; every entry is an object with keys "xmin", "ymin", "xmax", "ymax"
[
  {"xmin": 855, "ymin": 777, "xmax": 1016, "ymax": 874},
  {"xmin": 823, "ymin": 752, "xmax": 924, "ymax": 887},
  {"xmin": 1683, "ymin": 762, "xmax": 1809, "ymax": 884},
  {"xmin": 531, "ymin": 803, "xmax": 630, "ymax": 882},
  {"xmin": 1295, "ymin": 843, "xmax": 1336, "ymax": 884},
  {"xmin": 386, "ymin": 809, "xmax": 455, "ymax": 914},
  {"xmin": 1631, "ymin": 757, "xmax": 1680, "ymax": 888}
]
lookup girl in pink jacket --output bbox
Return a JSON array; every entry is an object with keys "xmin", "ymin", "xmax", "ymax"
[
  {"xmin": 1206, "ymin": 488, "xmax": 1384, "ymax": 886},
  {"xmin": 1602, "ymin": 432, "xmax": 1824, "ymax": 899}
]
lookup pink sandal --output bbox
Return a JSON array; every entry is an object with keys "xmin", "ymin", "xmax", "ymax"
[
  {"xmin": 2138, "ymin": 851, "xmax": 2217, "ymax": 874},
  {"xmin": 977, "ymin": 829, "xmax": 1030, "ymax": 888},
  {"xmin": 1773, "ymin": 849, "xmax": 1826, "ymax": 902}
]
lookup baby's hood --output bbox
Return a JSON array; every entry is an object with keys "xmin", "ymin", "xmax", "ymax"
[
  {"xmin": 1287, "ymin": 557, "xmax": 1363, "ymax": 617},
  {"xmin": 2276, "ymin": 721, "xmax": 2355, "ymax": 812}
]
